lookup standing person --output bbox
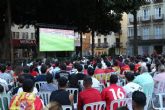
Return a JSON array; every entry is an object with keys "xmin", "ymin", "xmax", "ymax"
[
  {"xmin": 101, "ymin": 75, "xmax": 126, "ymax": 110},
  {"xmin": 78, "ymin": 76, "xmax": 102, "ymax": 110},
  {"xmin": 50, "ymin": 77, "xmax": 73, "ymax": 106},
  {"xmin": 35, "ymin": 64, "xmax": 47, "ymax": 82},
  {"xmin": 132, "ymin": 91, "xmax": 146, "ymax": 110},
  {"xmin": 9, "ymin": 79, "xmax": 43, "ymax": 110}
]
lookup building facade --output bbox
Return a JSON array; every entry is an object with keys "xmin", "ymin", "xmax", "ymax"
[
  {"xmin": 127, "ymin": 0, "xmax": 165, "ymax": 55},
  {"xmin": 11, "ymin": 25, "xmax": 36, "ymax": 59}
]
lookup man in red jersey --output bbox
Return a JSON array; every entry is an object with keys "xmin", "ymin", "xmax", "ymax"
[
  {"xmin": 102, "ymin": 75, "xmax": 126, "ymax": 110},
  {"xmin": 104, "ymin": 62, "xmax": 115, "ymax": 73},
  {"xmin": 78, "ymin": 76, "xmax": 102, "ymax": 110}
]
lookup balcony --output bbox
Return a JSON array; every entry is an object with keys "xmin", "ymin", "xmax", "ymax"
[
  {"xmin": 129, "ymin": 17, "xmax": 140, "ymax": 24},
  {"xmin": 114, "ymin": 42, "xmax": 123, "ymax": 48},
  {"xmin": 95, "ymin": 42, "xmax": 109, "ymax": 48},
  {"xmin": 153, "ymin": 0, "xmax": 163, "ymax": 3},
  {"xmin": 128, "ymin": 36, "xmax": 142, "ymax": 40},
  {"xmin": 140, "ymin": 16, "xmax": 151, "ymax": 23},
  {"xmin": 153, "ymin": 14, "xmax": 164, "ymax": 22}
]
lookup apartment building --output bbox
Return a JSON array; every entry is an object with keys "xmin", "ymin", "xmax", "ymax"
[
  {"xmin": 11, "ymin": 25, "xmax": 36, "ymax": 59},
  {"xmin": 127, "ymin": 0, "xmax": 165, "ymax": 55}
]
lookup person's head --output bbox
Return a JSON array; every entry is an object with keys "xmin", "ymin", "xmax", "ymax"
[
  {"xmin": 0, "ymin": 64, "xmax": 6, "ymax": 73},
  {"xmin": 41, "ymin": 64, "xmax": 47, "ymax": 74},
  {"xmin": 125, "ymin": 72, "xmax": 135, "ymax": 82},
  {"xmin": 84, "ymin": 65, "xmax": 88, "ymax": 70},
  {"xmin": 158, "ymin": 65, "xmax": 165, "ymax": 72},
  {"xmin": 129, "ymin": 63, "xmax": 135, "ymax": 71},
  {"xmin": 55, "ymin": 61, "xmax": 60, "ymax": 67},
  {"xmin": 124, "ymin": 59, "xmax": 129, "ymax": 65},
  {"xmin": 106, "ymin": 62, "xmax": 111, "ymax": 67},
  {"xmin": 117, "ymin": 106, "xmax": 129, "ymax": 110},
  {"xmin": 97, "ymin": 63, "xmax": 102, "ymax": 69},
  {"xmin": 23, "ymin": 66, "xmax": 30, "ymax": 74},
  {"xmin": 58, "ymin": 77, "xmax": 68, "ymax": 88},
  {"xmin": 0, "ymin": 84, "xmax": 4, "ymax": 93},
  {"xmin": 45, "ymin": 102, "xmax": 62, "ymax": 110},
  {"xmin": 22, "ymin": 79, "xmax": 35, "ymax": 93},
  {"xmin": 60, "ymin": 63, "xmax": 66, "ymax": 70},
  {"xmin": 110, "ymin": 74, "xmax": 118, "ymax": 84},
  {"xmin": 87, "ymin": 67, "xmax": 94, "ymax": 76},
  {"xmin": 18, "ymin": 74, "xmax": 25, "ymax": 85},
  {"xmin": 77, "ymin": 64, "xmax": 83, "ymax": 72},
  {"xmin": 132, "ymin": 91, "xmax": 146, "ymax": 110},
  {"xmin": 140, "ymin": 66, "xmax": 148, "ymax": 74},
  {"xmin": 83, "ymin": 76, "xmax": 92, "ymax": 88},
  {"xmin": 46, "ymin": 73, "xmax": 53, "ymax": 84}
]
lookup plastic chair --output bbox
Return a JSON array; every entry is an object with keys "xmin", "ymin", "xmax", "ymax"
[
  {"xmin": 62, "ymin": 105, "xmax": 72, "ymax": 110},
  {"xmin": 35, "ymin": 81, "xmax": 47, "ymax": 91},
  {"xmin": 0, "ymin": 93, "xmax": 11, "ymax": 110},
  {"xmin": 83, "ymin": 101, "xmax": 106, "ymax": 110},
  {"xmin": 66, "ymin": 88, "xmax": 78, "ymax": 109},
  {"xmin": 142, "ymin": 83, "xmax": 154, "ymax": 98},
  {"xmin": 152, "ymin": 93, "xmax": 165, "ymax": 110},
  {"xmin": 38, "ymin": 92, "xmax": 51, "ymax": 106},
  {"xmin": 110, "ymin": 98, "xmax": 132, "ymax": 110},
  {"xmin": 94, "ymin": 83, "xmax": 105, "ymax": 92},
  {"xmin": 0, "ymin": 83, "xmax": 7, "ymax": 94},
  {"xmin": 157, "ymin": 81, "xmax": 165, "ymax": 93}
]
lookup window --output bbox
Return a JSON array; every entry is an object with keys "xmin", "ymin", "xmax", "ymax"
[
  {"xmin": 155, "ymin": 7, "xmax": 162, "ymax": 18},
  {"xmin": 12, "ymin": 32, "xmax": 15, "ymax": 39},
  {"xmin": 98, "ymin": 38, "xmax": 101, "ymax": 46},
  {"xmin": 22, "ymin": 32, "xmax": 28, "ymax": 39},
  {"xmin": 15, "ymin": 32, "xmax": 19, "ymax": 39},
  {"xmin": 31, "ymin": 33, "xmax": 35, "ymax": 39},
  {"xmin": 142, "ymin": 27, "xmax": 150, "ymax": 40},
  {"xmin": 143, "ymin": 8, "xmax": 150, "ymax": 20},
  {"xmin": 104, "ymin": 38, "xmax": 107, "ymax": 43},
  {"xmin": 154, "ymin": 25, "xmax": 162, "ymax": 39},
  {"xmin": 128, "ymin": 27, "xmax": 134, "ymax": 37}
]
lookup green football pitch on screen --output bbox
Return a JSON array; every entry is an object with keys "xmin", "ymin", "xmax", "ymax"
[{"xmin": 39, "ymin": 28, "xmax": 75, "ymax": 51}]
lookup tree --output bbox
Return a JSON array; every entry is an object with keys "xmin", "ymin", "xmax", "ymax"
[{"xmin": 108, "ymin": 0, "xmax": 148, "ymax": 55}]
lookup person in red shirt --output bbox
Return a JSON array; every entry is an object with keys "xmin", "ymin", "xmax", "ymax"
[
  {"xmin": 94, "ymin": 63, "xmax": 105, "ymax": 74},
  {"xmin": 104, "ymin": 62, "xmax": 115, "ymax": 73},
  {"xmin": 78, "ymin": 76, "xmax": 102, "ymax": 110},
  {"xmin": 120, "ymin": 60, "xmax": 130, "ymax": 75},
  {"xmin": 101, "ymin": 75, "xmax": 126, "ymax": 110}
]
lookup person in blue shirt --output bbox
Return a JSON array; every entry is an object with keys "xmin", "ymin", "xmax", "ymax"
[{"xmin": 35, "ymin": 64, "xmax": 47, "ymax": 82}]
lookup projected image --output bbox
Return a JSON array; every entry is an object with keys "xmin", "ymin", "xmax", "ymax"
[{"xmin": 39, "ymin": 28, "xmax": 75, "ymax": 51}]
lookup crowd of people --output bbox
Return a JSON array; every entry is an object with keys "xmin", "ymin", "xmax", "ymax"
[{"xmin": 0, "ymin": 54, "xmax": 165, "ymax": 110}]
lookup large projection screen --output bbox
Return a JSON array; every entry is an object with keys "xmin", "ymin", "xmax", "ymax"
[{"xmin": 39, "ymin": 28, "xmax": 75, "ymax": 51}]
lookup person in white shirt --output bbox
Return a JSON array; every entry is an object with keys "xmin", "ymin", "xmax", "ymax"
[
  {"xmin": 123, "ymin": 72, "xmax": 143, "ymax": 98},
  {"xmin": 87, "ymin": 67, "xmax": 100, "ymax": 88},
  {"xmin": 0, "ymin": 78, "xmax": 9, "ymax": 92}
]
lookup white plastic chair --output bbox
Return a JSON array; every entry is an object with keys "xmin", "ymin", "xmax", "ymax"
[
  {"xmin": 0, "ymin": 93, "xmax": 11, "ymax": 110},
  {"xmin": 38, "ymin": 92, "xmax": 51, "ymax": 106},
  {"xmin": 35, "ymin": 81, "xmax": 47, "ymax": 91},
  {"xmin": 83, "ymin": 101, "xmax": 106, "ymax": 110},
  {"xmin": 66, "ymin": 88, "xmax": 78, "ymax": 109},
  {"xmin": 157, "ymin": 81, "xmax": 165, "ymax": 93},
  {"xmin": 0, "ymin": 83, "xmax": 7, "ymax": 94},
  {"xmin": 62, "ymin": 105, "xmax": 72, "ymax": 110},
  {"xmin": 142, "ymin": 83, "xmax": 154, "ymax": 98},
  {"xmin": 94, "ymin": 83, "xmax": 105, "ymax": 92},
  {"xmin": 110, "ymin": 98, "xmax": 132, "ymax": 110},
  {"xmin": 152, "ymin": 93, "xmax": 165, "ymax": 110}
]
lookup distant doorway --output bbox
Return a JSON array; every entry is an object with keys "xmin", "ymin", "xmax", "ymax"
[{"xmin": 154, "ymin": 45, "xmax": 163, "ymax": 54}]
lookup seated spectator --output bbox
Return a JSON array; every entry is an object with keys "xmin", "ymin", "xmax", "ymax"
[
  {"xmin": 9, "ymin": 79, "xmax": 43, "ymax": 110},
  {"xmin": 102, "ymin": 74, "xmax": 126, "ymax": 110},
  {"xmin": 50, "ymin": 77, "xmax": 73, "ymax": 105},
  {"xmin": 104, "ymin": 62, "xmax": 115, "ymax": 73},
  {"xmin": 123, "ymin": 72, "xmax": 143, "ymax": 98},
  {"xmin": 76, "ymin": 64, "xmax": 86, "ymax": 80},
  {"xmin": 12, "ymin": 75, "xmax": 25, "ymax": 95},
  {"xmin": 83, "ymin": 65, "xmax": 88, "ymax": 75},
  {"xmin": 112, "ymin": 61, "xmax": 121, "ymax": 74},
  {"xmin": 121, "ymin": 60, "xmax": 130, "ymax": 75},
  {"xmin": 68, "ymin": 74, "xmax": 82, "ymax": 92},
  {"xmin": 78, "ymin": 76, "xmax": 102, "ymax": 110},
  {"xmin": 66, "ymin": 61, "xmax": 73, "ymax": 71},
  {"xmin": 44, "ymin": 101, "xmax": 62, "ymax": 110},
  {"xmin": 40, "ymin": 73, "xmax": 58, "ymax": 92},
  {"xmin": 52, "ymin": 61, "xmax": 61, "ymax": 77},
  {"xmin": 0, "ymin": 64, "xmax": 13, "ymax": 84},
  {"xmin": 30, "ymin": 65, "xmax": 38, "ymax": 77},
  {"xmin": 132, "ymin": 91, "xmax": 146, "ymax": 110},
  {"xmin": 94, "ymin": 63, "xmax": 105, "ymax": 74},
  {"xmin": 70, "ymin": 62, "xmax": 78, "ymax": 74},
  {"xmin": 35, "ymin": 64, "xmax": 47, "ymax": 82},
  {"xmin": 55, "ymin": 63, "xmax": 70, "ymax": 80},
  {"xmin": 153, "ymin": 65, "xmax": 165, "ymax": 93},
  {"xmin": 22, "ymin": 66, "xmax": 35, "ymax": 81},
  {"xmin": 133, "ymin": 66, "xmax": 154, "ymax": 96},
  {"xmin": 87, "ymin": 67, "xmax": 100, "ymax": 88}
]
